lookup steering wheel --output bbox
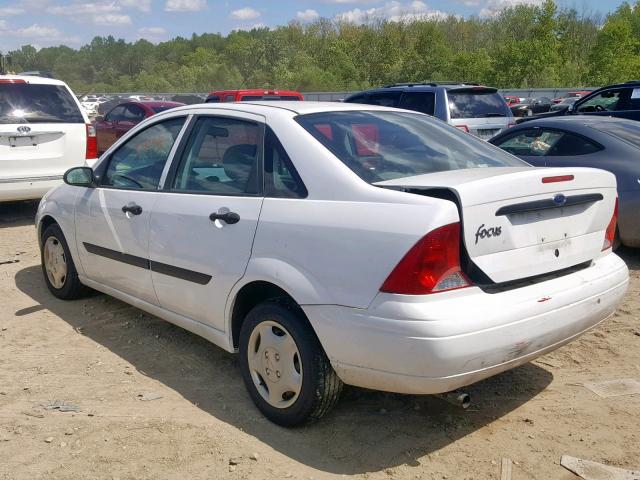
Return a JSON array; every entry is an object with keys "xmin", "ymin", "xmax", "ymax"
[
  {"xmin": 593, "ymin": 104, "xmax": 606, "ymax": 112},
  {"xmin": 111, "ymin": 173, "xmax": 144, "ymax": 189}
]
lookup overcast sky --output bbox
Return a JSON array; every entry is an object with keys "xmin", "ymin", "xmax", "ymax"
[{"xmin": 0, "ymin": 0, "xmax": 626, "ymax": 52}]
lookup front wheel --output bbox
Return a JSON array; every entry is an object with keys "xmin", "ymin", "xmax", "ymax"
[
  {"xmin": 41, "ymin": 223, "xmax": 89, "ymax": 300},
  {"xmin": 239, "ymin": 300, "xmax": 343, "ymax": 427}
]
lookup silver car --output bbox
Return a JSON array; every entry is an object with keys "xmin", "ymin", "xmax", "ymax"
[{"xmin": 344, "ymin": 82, "xmax": 515, "ymax": 140}]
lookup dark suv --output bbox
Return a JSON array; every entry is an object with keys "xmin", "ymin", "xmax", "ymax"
[
  {"xmin": 518, "ymin": 81, "xmax": 640, "ymax": 123},
  {"xmin": 344, "ymin": 82, "xmax": 514, "ymax": 140}
]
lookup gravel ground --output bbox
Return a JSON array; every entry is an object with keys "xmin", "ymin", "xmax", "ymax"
[{"xmin": 0, "ymin": 200, "xmax": 638, "ymax": 480}]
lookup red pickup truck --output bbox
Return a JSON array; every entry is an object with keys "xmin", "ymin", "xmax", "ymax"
[{"xmin": 205, "ymin": 89, "xmax": 304, "ymax": 103}]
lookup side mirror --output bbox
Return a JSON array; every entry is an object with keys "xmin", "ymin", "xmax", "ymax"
[
  {"xmin": 64, "ymin": 166, "xmax": 95, "ymax": 187},
  {"xmin": 95, "ymin": 115, "xmax": 104, "ymax": 122}
]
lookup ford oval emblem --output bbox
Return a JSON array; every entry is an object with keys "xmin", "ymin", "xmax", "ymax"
[
  {"xmin": 17, "ymin": 125, "xmax": 31, "ymax": 134},
  {"xmin": 553, "ymin": 193, "xmax": 567, "ymax": 206}
]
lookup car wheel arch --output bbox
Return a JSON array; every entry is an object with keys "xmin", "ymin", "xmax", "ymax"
[
  {"xmin": 229, "ymin": 281, "xmax": 313, "ymax": 350},
  {"xmin": 38, "ymin": 215, "xmax": 59, "ymax": 244}
]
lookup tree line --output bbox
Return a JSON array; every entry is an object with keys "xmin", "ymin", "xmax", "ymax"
[{"xmin": 5, "ymin": 0, "xmax": 640, "ymax": 94}]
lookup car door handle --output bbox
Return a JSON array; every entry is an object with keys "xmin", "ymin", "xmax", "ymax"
[
  {"xmin": 209, "ymin": 211, "xmax": 240, "ymax": 224},
  {"xmin": 122, "ymin": 203, "xmax": 143, "ymax": 215}
]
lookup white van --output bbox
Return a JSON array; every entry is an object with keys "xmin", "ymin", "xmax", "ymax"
[{"xmin": 0, "ymin": 75, "xmax": 98, "ymax": 202}]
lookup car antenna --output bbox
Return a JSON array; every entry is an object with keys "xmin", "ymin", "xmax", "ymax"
[{"xmin": 236, "ymin": 37, "xmax": 267, "ymax": 91}]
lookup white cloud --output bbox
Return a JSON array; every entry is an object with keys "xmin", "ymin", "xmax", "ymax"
[
  {"xmin": 324, "ymin": 0, "xmax": 378, "ymax": 3},
  {"xmin": 479, "ymin": 0, "xmax": 542, "ymax": 16},
  {"xmin": 297, "ymin": 9, "xmax": 319, "ymax": 21},
  {"xmin": 138, "ymin": 26, "xmax": 167, "ymax": 43},
  {"xmin": 118, "ymin": 0, "xmax": 152, "ymax": 12},
  {"xmin": 93, "ymin": 13, "xmax": 132, "ymax": 26},
  {"xmin": 164, "ymin": 0, "xmax": 206, "ymax": 12},
  {"xmin": 0, "ymin": 6, "xmax": 26, "ymax": 15},
  {"xmin": 8, "ymin": 23, "xmax": 81, "ymax": 45},
  {"xmin": 0, "ymin": 19, "xmax": 7, "ymax": 30},
  {"xmin": 46, "ymin": 2, "xmax": 121, "ymax": 15},
  {"xmin": 336, "ymin": 1, "xmax": 449, "ymax": 23},
  {"xmin": 230, "ymin": 6, "xmax": 261, "ymax": 20}
]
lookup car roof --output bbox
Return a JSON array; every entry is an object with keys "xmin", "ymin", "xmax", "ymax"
[
  {"xmin": 208, "ymin": 89, "xmax": 302, "ymax": 96},
  {"xmin": 0, "ymin": 75, "xmax": 67, "ymax": 86},
  {"xmin": 167, "ymin": 101, "xmax": 405, "ymax": 117},
  {"xmin": 129, "ymin": 101, "xmax": 184, "ymax": 107}
]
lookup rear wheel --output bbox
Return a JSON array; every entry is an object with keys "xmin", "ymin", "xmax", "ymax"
[
  {"xmin": 239, "ymin": 300, "xmax": 343, "ymax": 427},
  {"xmin": 41, "ymin": 223, "xmax": 88, "ymax": 300}
]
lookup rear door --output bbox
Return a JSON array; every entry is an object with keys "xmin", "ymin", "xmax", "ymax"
[
  {"xmin": 0, "ymin": 79, "xmax": 86, "ymax": 182},
  {"xmin": 148, "ymin": 112, "xmax": 265, "ymax": 331},
  {"xmin": 75, "ymin": 115, "xmax": 187, "ymax": 303}
]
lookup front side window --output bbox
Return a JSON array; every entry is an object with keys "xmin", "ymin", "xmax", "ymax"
[
  {"xmin": 577, "ymin": 89, "xmax": 627, "ymax": 113},
  {"xmin": 0, "ymin": 83, "xmax": 83, "ymax": 124},
  {"xmin": 296, "ymin": 111, "xmax": 525, "ymax": 183},
  {"xmin": 102, "ymin": 117, "xmax": 186, "ymax": 190},
  {"xmin": 497, "ymin": 129, "xmax": 602, "ymax": 157},
  {"xmin": 172, "ymin": 116, "xmax": 262, "ymax": 195},
  {"xmin": 122, "ymin": 104, "xmax": 145, "ymax": 122}
]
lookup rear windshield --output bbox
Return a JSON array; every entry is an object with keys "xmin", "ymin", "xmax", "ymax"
[
  {"xmin": 0, "ymin": 83, "xmax": 83, "ymax": 124},
  {"xmin": 296, "ymin": 111, "xmax": 525, "ymax": 183},
  {"xmin": 447, "ymin": 90, "xmax": 510, "ymax": 119},
  {"xmin": 240, "ymin": 95, "xmax": 301, "ymax": 101},
  {"xmin": 595, "ymin": 121, "xmax": 640, "ymax": 149}
]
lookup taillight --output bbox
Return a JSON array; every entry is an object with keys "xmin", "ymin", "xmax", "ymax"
[
  {"xmin": 542, "ymin": 175, "xmax": 574, "ymax": 183},
  {"xmin": 380, "ymin": 222, "xmax": 472, "ymax": 295},
  {"xmin": 602, "ymin": 197, "xmax": 618, "ymax": 251},
  {"xmin": 455, "ymin": 125, "xmax": 469, "ymax": 133},
  {"xmin": 85, "ymin": 123, "xmax": 98, "ymax": 160},
  {"xmin": 0, "ymin": 79, "xmax": 27, "ymax": 84}
]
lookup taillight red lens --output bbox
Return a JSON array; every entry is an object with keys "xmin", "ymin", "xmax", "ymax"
[
  {"xmin": 0, "ymin": 79, "xmax": 27, "ymax": 84},
  {"xmin": 85, "ymin": 123, "xmax": 98, "ymax": 160},
  {"xmin": 602, "ymin": 197, "xmax": 618, "ymax": 251},
  {"xmin": 380, "ymin": 222, "xmax": 471, "ymax": 295},
  {"xmin": 455, "ymin": 125, "xmax": 469, "ymax": 133},
  {"xmin": 542, "ymin": 175, "xmax": 574, "ymax": 183}
]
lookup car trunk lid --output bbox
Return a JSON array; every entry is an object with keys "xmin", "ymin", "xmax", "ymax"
[{"xmin": 375, "ymin": 167, "xmax": 617, "ymax": 283}]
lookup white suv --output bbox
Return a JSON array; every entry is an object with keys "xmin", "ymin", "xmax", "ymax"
[{"xmin": 0, "ymin": 75, "xmax": 98, "ymax": 202}]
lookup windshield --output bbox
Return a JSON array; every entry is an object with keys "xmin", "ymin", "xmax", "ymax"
[
  {"xmin": 296, "ymin": 111, "xmax": 526, "ymax": 183},
  {"xmin": 0, "ymin": 83, "xmax": 84, "ymax": 124},
  {"xmin": 447, "ymin": 90, "xmax": 510, "ymax": 119},
  {"xmin": 594, "ymin": 121, "xmax": 640, "ymax": 149}
]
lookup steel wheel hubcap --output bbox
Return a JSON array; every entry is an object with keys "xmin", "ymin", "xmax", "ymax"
[
  {"xmin": 44, "ymin": 236, "xmax": 67, "ymax": 289},
  {"xmin": 247, "ymin": 320, "xmax": 302, "ymax": 408}
]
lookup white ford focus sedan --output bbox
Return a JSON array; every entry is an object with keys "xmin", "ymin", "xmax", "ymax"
[{"xmin": 36, "ymin": 102, "xmax": 629, "ymax": 426}]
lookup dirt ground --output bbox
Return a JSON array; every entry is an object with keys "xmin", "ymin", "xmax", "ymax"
[{"xmin": 0, "ymin": 200, "xmax": 638, "ymax": 480}]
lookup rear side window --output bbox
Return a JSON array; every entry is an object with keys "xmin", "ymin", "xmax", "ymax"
[
  {"xmin": 151, "ymin": 105, "xmax": 178, "ymax": 113},
  {"xmin": 0, "ymin": 83, "xmax": 83, "ymax": 124},
  {"xmin": 363, "ymin": 91, "xmax": 401, "ymax": 107},
  {"xmin": 398, "ymin": 92, "xmax": 435, "ymax": 115},
  {"xmin": 264, "ymin": 127, "xmax": 307, "ymax": 198},
  {"xmin": 102, "ymin": 117, "xmax": 186, "ymax": 190},
  {"xmin": 447, "ymin": 90, "xmax": 510, "ymax": 119},
  {"xmin": 172, "ymin": 116, "xmax": 262, "ymax": 195}
]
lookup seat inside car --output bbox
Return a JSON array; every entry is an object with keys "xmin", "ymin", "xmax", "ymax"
[{"xmin": 222, "ymin": 144, "xmax": 259, "ymax": 194}]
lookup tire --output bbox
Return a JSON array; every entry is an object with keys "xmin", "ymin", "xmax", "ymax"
[
  {"xmin": 41, "ymin": 223, "xmax": 89, "ymax": 300},
  {"xmin": 239, "ymin": 300, "xmax": 343, "ymax": 427}
]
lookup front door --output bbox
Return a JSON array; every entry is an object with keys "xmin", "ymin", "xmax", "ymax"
[
  {"xmin": 75, "ymin": 115, "xmax": 187, "ymax": 304},
  {"xmin": 148, "ymin": 113, "xmax": 265, "ymax": 331}
]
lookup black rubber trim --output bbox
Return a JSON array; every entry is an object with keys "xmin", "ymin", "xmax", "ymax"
[
  {"xmin": 480, "ymin": 261, "xmax": 592, "ymax": 294},
  {"xmin": 83, "ymin": 242, "xmax": 211, "ymax": 285},
  {"xmin": 495, "ymin": 193, "xmax": 603, "ymax": 216},
  {"xmin": 149, "ymin": 260, "xmax": 211, "ymax": 285},
  {"xmin": 83, "ymin": 242, "xmax": 149, "ymax": 269}
]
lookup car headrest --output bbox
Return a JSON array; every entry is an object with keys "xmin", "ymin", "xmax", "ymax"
[{"xmin": 223, "ymin": 144, "xmax": 257, "ymax": 181}]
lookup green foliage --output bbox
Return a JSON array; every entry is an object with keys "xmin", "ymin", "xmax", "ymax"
[{"xmin": 4, "ymin": 0, "xmax": 640, "ymax": 92}]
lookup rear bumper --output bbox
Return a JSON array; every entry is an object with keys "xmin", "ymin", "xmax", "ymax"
[
  {"xmin": 304, "ymin": 253, "xmax": 628, "ymax": 394},
  {"xmin": 0, "ymin": 176, "xmax": 63, "ymax": 202}
]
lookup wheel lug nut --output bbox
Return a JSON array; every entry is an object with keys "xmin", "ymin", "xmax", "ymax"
[
  {"xmin": 275, "ymin": 354, "xmax": 279, "ymax": 361},
  {"xmin": 276, "ymin": 371, "xmax": 280, "ymax": 378}
]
